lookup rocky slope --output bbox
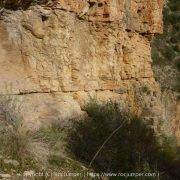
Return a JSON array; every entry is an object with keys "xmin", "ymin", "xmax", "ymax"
[{"xmin": 0, "ymin": 0, "xmax": 169, "ymax": 132}]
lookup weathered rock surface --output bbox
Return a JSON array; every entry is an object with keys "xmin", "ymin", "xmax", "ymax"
[{"xmin": 0, "ymin": 0, "xmax": 169, "ymax": 131}]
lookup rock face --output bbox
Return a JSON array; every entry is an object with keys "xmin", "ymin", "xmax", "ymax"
[{"xmin": 0, "ymin": 0, "xmax": 166, "ymax": 130}]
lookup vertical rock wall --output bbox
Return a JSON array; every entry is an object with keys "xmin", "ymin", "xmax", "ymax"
[{"xmin": 0, "ymin": 0, "xmax": 165, "ymax": 130}]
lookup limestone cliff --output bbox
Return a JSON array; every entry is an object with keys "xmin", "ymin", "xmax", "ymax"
[{"xmin": 0, "ymin": 0, "xmax": 166, "ymax": 130}]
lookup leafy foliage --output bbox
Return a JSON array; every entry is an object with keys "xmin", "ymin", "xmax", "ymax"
[{"xmin": 67, "ymin": 101, "xmax": 180, "ymax": 179}]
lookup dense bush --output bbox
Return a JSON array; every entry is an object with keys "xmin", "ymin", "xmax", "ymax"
[{"xmin": 67, "ymin": 101, "xmax": 180, "ymax": 179}]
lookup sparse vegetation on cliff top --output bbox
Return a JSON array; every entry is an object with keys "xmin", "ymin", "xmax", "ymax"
[{"xmin": 152, "ymin": 0, "xmax": 180, "ymax": 94}]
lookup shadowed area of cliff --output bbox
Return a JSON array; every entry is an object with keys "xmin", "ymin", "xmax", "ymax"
[
  {"xmin": 0, "ymin": 0, "xmax": 53, "ymax": 10},
  {"xmin": 67, "ymin": 101, "xmax": 180, "ymax": 180},
  {"xmin": 0, "ymin": 101, "xmax": 180, "ymax": 179}
]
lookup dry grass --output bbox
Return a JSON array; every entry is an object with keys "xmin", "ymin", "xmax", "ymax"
[{"xmin": 0, "ymin": 99, "xmax": 50, "ymax": 173}]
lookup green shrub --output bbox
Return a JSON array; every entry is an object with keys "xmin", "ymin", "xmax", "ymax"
[
  {"xmin": 48, "ymin": 154, "xmax": 65, "ymax": 167},
  {"xmin": 67, "ymin": 101, "xmax": 180, "ymax": 179}
]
